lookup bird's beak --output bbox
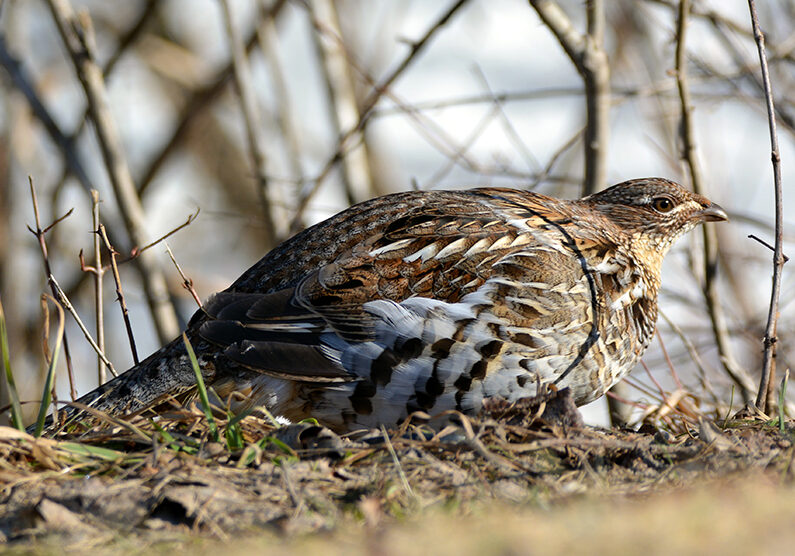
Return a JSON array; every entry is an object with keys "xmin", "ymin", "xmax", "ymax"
[{"xmin": 697, "ymin": 202, "xmax": 729, "ymax": 222}]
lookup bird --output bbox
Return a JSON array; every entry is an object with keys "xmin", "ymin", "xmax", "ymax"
[{"xmin": 49, "ymin": 177, "xmax": 727, "ymax": 432}]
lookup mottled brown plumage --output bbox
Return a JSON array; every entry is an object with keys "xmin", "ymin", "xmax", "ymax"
[{"xmin": 52, "ymin": 178, "xmax": 727, "ymax": 431}]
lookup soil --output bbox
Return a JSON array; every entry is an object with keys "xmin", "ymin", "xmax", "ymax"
[{"xmin": 0, "ymin": 408, "xmax": 793, "ymax": 554}]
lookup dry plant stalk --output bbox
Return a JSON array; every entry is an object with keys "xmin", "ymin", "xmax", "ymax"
[
  {"xmin": 99, "ymin": 224, "xmax": 139, "ymax": 366},
  {"xmin": 90, "ymin": 191, "xmax": 105, "ymax": 384}
]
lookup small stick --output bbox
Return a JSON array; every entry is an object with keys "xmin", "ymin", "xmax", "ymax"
[
  {"xmin": 138, "ymin": 0, "xmax": 288, "ymax": 197},
  {"xmin": 528, "ymin": 0, "xmax": 610, "ymax": 195},
  {"xmin": 99, "ymin": 224, "xmax": 139, "ymax": 366},
  {"xmin": 165, "ymin": 244, "xmax": 202, "ymax": 309},
  {"xmin": 656, "ymin": 332, "xmax": 684, "ymax": 390},
  {"xmin": 28, "ymin": 178, "xmax": 77, "ymax": 401},
  {"xmin": 310, "ymin": 0, "xmax": 375, "ymax": 204},
  {"xmin": 748, "ymin": 234, "xmax": 789, "ymax": 262}
]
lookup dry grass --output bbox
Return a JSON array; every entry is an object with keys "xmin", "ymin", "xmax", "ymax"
[{"xmin": 1, "ymin": 407, "xmax": 793, "ymax": 552}]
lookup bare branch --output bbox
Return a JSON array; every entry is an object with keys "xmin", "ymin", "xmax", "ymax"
[
  {"xmin": 0, "ymin": 35, "xmax": 92, "ymax": 189},
  {"xmin": 256, "ymin": 0, "xmax": 306, "ymax": 233},
  {"xmin": 130, "ymin": 209, "xmax": 200, "ymax": 258},
  {"xmin": 165, "ymin": 244, "xmax": 202, "ymax": 309},
  {"xmin": 47, "ymin": 275, "xmax": 118, "ymax": 378},
  {"xmin": 528, "ymin": 0, "xmax": 610, "ymax": 194},
  {"xmin": 138, "ymin": 0, "xmax": 288, "ymax": 196},
  {"xmin": 748, "ymin": 0, "xmax": 786, "ymax": 412},
  {"xmin": 748, "ymin": 234, "xmax": 789, "ymax": 262},
  {"xmin": 90, "ymin": 191, "xmax": 106, "ymax": 385},
  {"xmin": 290, "ymin": 0, "xmax": 469, "ymax": 230}
]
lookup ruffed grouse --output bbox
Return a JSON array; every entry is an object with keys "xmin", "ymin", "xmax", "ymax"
[{"xmin": 53, "ymin": 178, "xmax": 727, "ymax": 431}]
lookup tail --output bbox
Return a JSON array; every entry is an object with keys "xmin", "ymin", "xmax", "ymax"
[{"xmin": 32, "ymin": 332, "xmax": 216, "ymax": 432}]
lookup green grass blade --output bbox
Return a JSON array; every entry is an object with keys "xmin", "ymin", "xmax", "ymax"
[
  {"xmin": 225, "ymin": 411, "xmax": 245, "ymax": 451},
  {"xmin": 182, "ymin": 332, "xmax": 218, "ymax": 442},
  {"xmin": 34, "ymin": 296, "xmax": 65, "ymax": 437},
  {"xmin": 779, "ymin": 369, "xmax": 789, "ymax": 432},
  {"xmin": 0, "ymin": 296, "xmax": 24, "ymax": 430},
  {"xmin": 60, "ymin": 442, "xmax": 124, "ymax": 461}
]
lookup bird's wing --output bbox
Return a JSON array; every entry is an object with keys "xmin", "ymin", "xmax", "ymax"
[{"xmin": 197, "ymin": 188, "xmax": 598, "ymax": 383}]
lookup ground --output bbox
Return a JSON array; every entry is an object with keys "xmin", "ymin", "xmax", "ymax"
[{"xmin": 1, "ymin": 404, "xmax": 793, "ymax": 554}]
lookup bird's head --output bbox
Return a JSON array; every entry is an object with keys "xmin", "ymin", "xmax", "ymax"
[{"xmin": 581, "ymin": 177, "xmax": 728, "ymax": 259}]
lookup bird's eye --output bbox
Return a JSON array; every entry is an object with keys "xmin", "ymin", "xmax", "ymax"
[{"xmin": 652, "ymin": 197, "xmax": 675, "ymax": 213}]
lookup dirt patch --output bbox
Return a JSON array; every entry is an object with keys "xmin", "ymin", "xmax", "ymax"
[{"xmin": 1, "ymin": 411, "xmax": 793, "ymax": 551}]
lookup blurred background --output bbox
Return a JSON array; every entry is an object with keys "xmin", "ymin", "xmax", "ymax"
[{"xmin": 0, "ymin": 0, "xmax": 792, "ymax": 427}]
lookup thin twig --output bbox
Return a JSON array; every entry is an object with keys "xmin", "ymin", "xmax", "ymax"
[
  {"xmin": 165, "ymin": 244, "xmax": 202, "ymax": 309},
  {"xmin": 426, "ymin": 103, "xmax": 502, "ymax": 187},
  {"xmin": 28, "ymin": 179, "xmax": 77, "ymax": 401},
  {"xmin": 256, "ymin": 0, "xmax": 306, "ymax": 234},
  {"xmin": 656, "ymin": 332, "xmax": 684, "ymax": 389},
  {"xmin": 748, "ymin": 234, "xmax": 789, "ymax": 262},
  {"xmin": 0, "ymin": 36, "xmax": 92, "ymax": 191},
  {"xmin": 675, "ymin": 0, "xmax": 754, "ymax": 402},
  {"xmin": 99, "ymin": 225, "xmax": 138, "ymax": 366},
  {"xmin": 48, "ymin": 0, "xmax": 159, "ymax": 224},
  {"xmin": 531, "ymin": 126, "xmax": 585, "ymax": 190},
  {"xmin": 46, "ymin": 0, "xmax": 180, "ymax": 343},
  {"xmin": 472, "ymin": 65, "xmax": 540, "ymax": 175},
  {"xmin": 130, "ymin": 209, "xmax": 200, "ymax": 258},
  {"xmin": 748, "ymin": 0, "xmax": 785, "ymax": 412},
  {"xmin": 659, "ymin": 309, "xmax": 722, "ymax": 408},
  {"xmin": 380, "ymin": 425, "xmax": 416, "ymax": 501},
  {"xmin": 220, "ymin": 0, "xmax": 276, "ymax": 247}
]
